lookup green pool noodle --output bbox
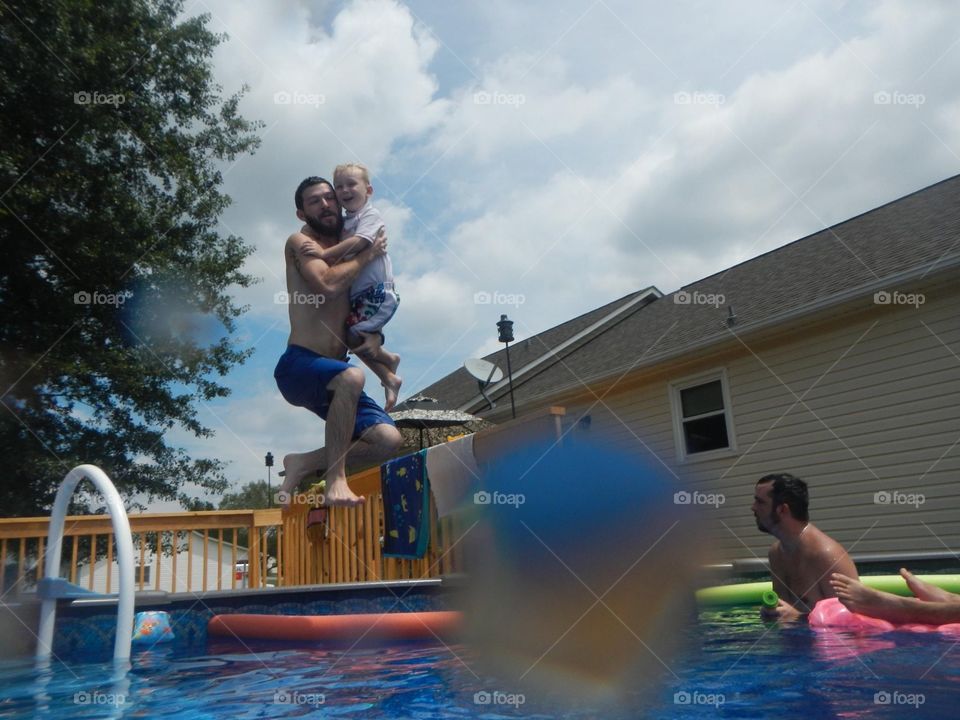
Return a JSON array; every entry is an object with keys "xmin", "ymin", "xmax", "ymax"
[
  {"xmin": 760, "ymin": 590, "xmax": 779, "ymax": 607},
  {"xmin": 696, "ymin": 574, "xmax": 960, "ymax": 607}
]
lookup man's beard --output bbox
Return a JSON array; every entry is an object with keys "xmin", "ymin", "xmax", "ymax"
[
  {"xmin": 755, "ymin": 512, "xmax": 776, "ymax": 534},
  {"xmin": 304, "ymin": 209, "xmax": 343, "ymax": 238}
]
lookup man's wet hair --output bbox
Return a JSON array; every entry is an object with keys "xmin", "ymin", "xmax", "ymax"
[
  {"xmin": 757, "ymin": 473, "xmax": 809, "ymax": 522},
  {"xmin": 295, "ymin": 176, "xmax": 334, "ymax": 210}
]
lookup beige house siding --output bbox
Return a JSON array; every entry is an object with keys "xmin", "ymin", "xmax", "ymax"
[{"xmin": 514, "ymin": 277, "xmax": 959, "ymax": 564}]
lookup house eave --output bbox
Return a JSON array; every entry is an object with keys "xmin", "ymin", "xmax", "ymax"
[{"xmin": 483, "ymin": 252, "xmax": 960, "ymax": 417}]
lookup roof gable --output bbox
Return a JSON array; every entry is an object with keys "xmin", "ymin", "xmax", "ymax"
[{"xmin": 412, "ymin": 174, "xmax": 960, "ymax": 414}]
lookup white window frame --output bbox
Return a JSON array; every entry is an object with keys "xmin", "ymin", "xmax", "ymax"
[{"xmin": 669, "ymin": 369, "xmax": 738, "ymax": 463}]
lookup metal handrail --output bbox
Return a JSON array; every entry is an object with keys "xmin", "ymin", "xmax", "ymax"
[{"xmin": 35, "ymin": 465, "xmax": 135, "ymax": 663}]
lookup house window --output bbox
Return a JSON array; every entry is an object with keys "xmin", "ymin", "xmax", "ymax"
[
  {"xmin": 135, "ymin": 565, "xmax": 151, "ymax": 584},
  {"xmin": 670, "ymin": 372, "xmax": 735, "ymax": 460}
]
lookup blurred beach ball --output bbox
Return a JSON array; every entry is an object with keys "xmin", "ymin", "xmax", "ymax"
[{"xmin": 462, "ymin": 437, "xmax": 709, "ymax": 705}]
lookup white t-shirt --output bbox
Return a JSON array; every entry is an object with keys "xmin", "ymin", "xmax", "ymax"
[{"xmin": 343, "ymin": 202, "xmax": 393, "ymax": 297}]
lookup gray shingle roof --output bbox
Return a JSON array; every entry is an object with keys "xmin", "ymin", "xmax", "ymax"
[{"xmin": 412, "ymin": 174, "xmax": 960, "ymax": 416}]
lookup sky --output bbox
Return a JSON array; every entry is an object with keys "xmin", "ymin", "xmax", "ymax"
[{"xmin": 157, "ymin": 0, "xmax": 960, "ymax": 509}]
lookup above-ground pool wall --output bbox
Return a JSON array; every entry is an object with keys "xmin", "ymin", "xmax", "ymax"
[
  {"xmin": 39, "ymin": 580, "xmax": 452, "ymax": 662},
  {"xmin": 529, "ymin": 272, "xmax": 960, "ymax": 565}
]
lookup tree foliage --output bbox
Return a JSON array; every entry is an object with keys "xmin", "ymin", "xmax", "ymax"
[
  {"xmin": 218, "ymin": 480, "xmax": 274, "ymax": 511},
  {"xmin": 0, "ymin": 0, "xmax": 261, "ymax": 516},
  {"xmin": 220, "ymin": 480, "xmax": 277, "ymax": 571}
]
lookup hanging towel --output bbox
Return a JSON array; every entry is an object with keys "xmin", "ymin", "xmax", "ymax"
[
  {"xmin": 381, "ymin": 449, "xmax": 430, "ymax": 558},
  {"xmin": 425, "ymin": 433, "xmax": 480, "ymax": 519}
]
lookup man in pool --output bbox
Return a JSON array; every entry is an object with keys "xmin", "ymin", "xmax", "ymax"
[
  {"xmin": 751, "ymin": 473, "xmax": 859, "ymax": 620},
  {"xmin": 274, "ymin": 177, "xmax": 403, "ymax": 507},
  {"xmin": 829, "ymin": 568, "xmax": 960, "ymax": 624}
]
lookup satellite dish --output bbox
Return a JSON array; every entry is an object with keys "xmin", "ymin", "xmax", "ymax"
[
  {"xmin": 464, "ymin": 358, "xmax": 503, "ymax": 411},
  {"xmin": 465, "ymin": 358, "xmax": 504, "ymax": 383}
]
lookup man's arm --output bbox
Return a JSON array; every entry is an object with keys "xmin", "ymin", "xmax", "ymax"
[
  {"xmin": 816, "ymin": 547, "xmax": 858, "ymax": 599},
  {"xmin": 286, "ymin": 231, "xmax": 386, "ymax": 298},
  {"xmin": 763, "ymin": 549, "xmax": 805, "ymax": 620}
]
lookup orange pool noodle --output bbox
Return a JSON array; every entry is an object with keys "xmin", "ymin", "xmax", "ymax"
[{"xmin": 208, "ymin": 611, "xmax": 463, "ymax": 644}]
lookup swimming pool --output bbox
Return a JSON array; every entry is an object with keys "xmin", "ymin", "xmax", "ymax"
[{"xmin": 2, "ymin": 606, "xmax": 957, "ymax": 718}]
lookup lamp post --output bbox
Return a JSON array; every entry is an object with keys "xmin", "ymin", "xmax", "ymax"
[
  {"xmin": 496, "ymin": 314, "xmax": 517, "ymax": 419},
  {"xmin": 265, "ymin": 452, "xmax": 274, "ymax": 508}
]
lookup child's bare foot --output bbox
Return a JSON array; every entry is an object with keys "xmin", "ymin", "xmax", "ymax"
[
  {"xmin": 383, "ymin": 373, "xmax": 402, "ymax": 412},
  {"xmin": 279, "ymin": 453, "xmax": 318, "ymax": 508},
  {"xmin": 352, "ymin": 331, "xmax": 380, "ymax": 359},
  {"xmin": 323, "ymin": 477, "xmax": 365, "ymax": 507},
  {"xmin": 382, "ymin": 350, "xmax": 400, "ymax": 375},
  {"xmin": 901, "ymin": 568, "xmax": 956, "ymax": 603},
  {"xmin": 830, "ymin": 573, "xmax": 894, "ymax": 615}
]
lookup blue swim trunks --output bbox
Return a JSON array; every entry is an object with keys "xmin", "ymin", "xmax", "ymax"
[{"xmin": 274, "ymin": 344, "xmax": 395, "ymax": 440}]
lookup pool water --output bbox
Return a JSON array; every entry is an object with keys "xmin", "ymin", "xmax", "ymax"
[{"xmin": 1, "ymin": 607, "xmax": 958, "ymax": 718}]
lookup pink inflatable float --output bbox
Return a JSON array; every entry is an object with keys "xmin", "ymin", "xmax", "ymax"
[{"xmin": 809, "ymin": 598, "xmax": 960, "ymax": 636}]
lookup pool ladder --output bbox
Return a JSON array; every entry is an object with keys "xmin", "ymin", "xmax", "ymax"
[{"xmin": 35, "ymin": 465, "xmax": 135, "ymax": 663}]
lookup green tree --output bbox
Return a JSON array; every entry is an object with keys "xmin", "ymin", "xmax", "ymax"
[
  {"xmin": 0, "ymin": 0, "xmax": 261, "ymax": 516},
  {"xmin": 218, "ymin": 480, "xmax": 273, "ymax": 511},
  {"xmin": 219, "ymin": 480, "xmax": 278, "ymax": 575}
]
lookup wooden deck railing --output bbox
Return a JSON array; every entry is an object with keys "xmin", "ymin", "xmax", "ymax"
[
  {"xmin": 281, "ymin": 467, "xmax": 469, "ymax": 586},
  {"xmin": 0, "ymin": 407, "xmax": 566, "ymax": 596},
  {"xmin": 280, "ymin": 406, "xmax": 566, "ymax": 586},
  {"xmin": 0, "ymin": 509, "xmax": 282, "ymax": 596}
]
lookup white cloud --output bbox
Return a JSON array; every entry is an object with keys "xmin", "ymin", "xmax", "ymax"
[
  {"xmin": 432, "ymin": 54, "xmax": 652, "ymax": 162},
  {"xmin": 169, "ymin": 382, "xmax": 328, "ymax": 502},
  {"xmin": 147, "ymin": 0, "xmax": 960, "ymax": 508}
]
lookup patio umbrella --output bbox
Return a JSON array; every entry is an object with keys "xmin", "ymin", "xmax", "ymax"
[
  {"xmin": 278, "ymin": 400, "xmax": 487, "ymax": 487},
  {"xmin": 389, "ymin": 403, "xmax": 484, "ymax": 450}
]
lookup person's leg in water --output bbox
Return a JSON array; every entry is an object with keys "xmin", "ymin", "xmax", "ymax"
[
  {"xmin": 898, "ymin": 568, "xmax": 960, "ymax": 603},
  {"xmin": 350, "ymin": 331, "xmax": 401, "ymax": 412},
  {"xmin": 830, "ymin": 568, "xmax": 960, "ymax": 624}
]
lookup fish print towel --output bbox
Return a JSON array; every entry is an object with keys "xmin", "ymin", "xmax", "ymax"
[{"xmin": 381, "ymin": 449, "xmax": 430, "ymax": 558}]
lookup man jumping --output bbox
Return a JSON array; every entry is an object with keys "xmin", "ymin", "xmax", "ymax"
[{"xmin": 273, "ymin": 177, "xmax": 402, "ymax": 506}]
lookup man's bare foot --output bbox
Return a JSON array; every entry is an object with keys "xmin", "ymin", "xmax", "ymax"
[
  {"xmin": 279, "ymin": 453, "xmax": 319, "ymax": 508},
  {"xmin": 830, "ymin": 573, "xmax": 895, "ymax": 615},
  {"xmin": 323, "ymin": 476, "xmax": 365, "ymax": 507},
  {"xmin": 900, "ymin": 568, "xmax": 956, "ymax": 603},
  {"xmin": 382, "ymin": 373, "xmax": 402, "ymax": 412}
]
